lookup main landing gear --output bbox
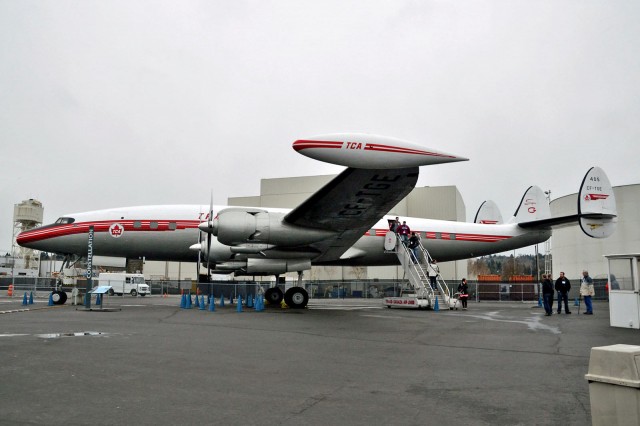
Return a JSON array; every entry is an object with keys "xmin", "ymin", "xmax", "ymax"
[
  {"xmin": 51, "ymin": 289, "xmax": 68, "ymax": 305},
  {"xmin": 263, "ymin": 286, "xmax": 309, "ymax": 309},
  {"xmin": 264, "ymin": 272, "xmax": 309, "ymax": 309}
]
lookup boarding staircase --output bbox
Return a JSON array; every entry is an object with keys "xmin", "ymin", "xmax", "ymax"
[{"xmin": 388, "ymin": 232, "xmax": 452, "ymax": 309}]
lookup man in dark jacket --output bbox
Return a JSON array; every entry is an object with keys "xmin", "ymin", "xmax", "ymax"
[
  {"xmin": 407, "ymin": 232, "xmax": 420, "ymax": 264},
  {"xmin": 542, "ymin": 274, "xmax": 554, "ymax": 316},
  {"xmin": 555, "ymin": 272, "xmax": 571, "ymax": 314}
]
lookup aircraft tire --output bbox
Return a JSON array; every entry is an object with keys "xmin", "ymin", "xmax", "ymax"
[
  {"xmin": 130, "ymin": 289, "xmax": 138, "ymax": 297},
  {"xmin": 265, "ymin": 287, "xmax": 283, "ymax": 305},
  {"xmin": 108, "ymin": 288, "xmax": 115, "ymax": 296},
  {"xmin": 284, "ymin": 287, "xmax": 308, "ymax": 309},
  {"xmin": 52, "ymin": 290, "xmax": 67, "ymax": 305}
]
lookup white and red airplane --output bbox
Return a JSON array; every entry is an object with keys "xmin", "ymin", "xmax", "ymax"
[{"xmin": 17, "ymin": 133, "xmax": 617, "ymax": 307}]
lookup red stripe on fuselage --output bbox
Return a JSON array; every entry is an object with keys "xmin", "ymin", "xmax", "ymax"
[
  {"xmin": 365, "ymin": 229, "xmax": 512, "ymax": 243},
  {"xmin": 16, "ymin": 220, "xmax": 200, "ymax": 244}
]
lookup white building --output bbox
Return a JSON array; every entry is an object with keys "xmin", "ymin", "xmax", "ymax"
[{"xmin": 550, "ymin": 184, "xmax": 640, "ymax": 281}]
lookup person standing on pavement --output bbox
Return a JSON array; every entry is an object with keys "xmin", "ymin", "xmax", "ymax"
[
  {"xmin": 458, "ymin": 278, "xmax": 469, "ymax": 310},
  {"xmin": 580, "ymin": 270, "xmax": 595, "ymax": 315},
  {"xmin": 542, "ymin": 274, "xmax": 554, "ymax": 316},
  {"xmin": 555, "ymin": 272, "xmax": 571, "ymax": 314}
]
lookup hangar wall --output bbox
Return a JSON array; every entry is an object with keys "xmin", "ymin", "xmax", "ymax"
[
  {"xmin": 228, "ymin": 174, "xmax": 468, "ymax": 282},
  {"xmin": 550, "ymin": 184, "xmax": 640, "ymax": 281}
]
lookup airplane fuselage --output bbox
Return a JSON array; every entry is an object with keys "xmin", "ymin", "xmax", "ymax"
[{"xmin": 17, "ymin": 204, "xmax": 551, "ymax": 265}]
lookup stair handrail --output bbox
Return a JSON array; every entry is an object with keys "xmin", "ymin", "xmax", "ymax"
[
  {"xmin": 416, "ymin": 237, "xmax": 451, "ymax": 303},
  {"xmin": 394, "ymin": 233, "xmax": 433, "ymax": 299}
]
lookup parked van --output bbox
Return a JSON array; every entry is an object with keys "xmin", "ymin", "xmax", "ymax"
[{"xmin": 98, "ymin": 273, "xmax": 150, "ymax": 296}]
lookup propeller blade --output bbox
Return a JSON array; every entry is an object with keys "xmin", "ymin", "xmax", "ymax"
[{"xmin": 196, "ymin": 207, "xmax": 203, "ymax": 283}]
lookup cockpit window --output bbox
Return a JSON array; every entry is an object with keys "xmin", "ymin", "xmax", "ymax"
[{"xmin": 54, "ymin": 217, "xmax": 75, "ymax": 225}]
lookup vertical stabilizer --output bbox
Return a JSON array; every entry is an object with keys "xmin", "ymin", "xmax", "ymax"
[
  {"xmin": 509, "ymin": 186, "xmax": 551, "ymax": 224},
  {"xmin": 474, "ymin": 200, "xmax": 503, "ymax": 224},
  {"xmin": 578, "ymin": 167, "xmax": 617, "ymax": 238}
]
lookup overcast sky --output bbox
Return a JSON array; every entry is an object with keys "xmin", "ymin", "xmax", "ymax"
[{"xmin": 1, "ymin": 0, "xmax": 639, "ymax": 254}]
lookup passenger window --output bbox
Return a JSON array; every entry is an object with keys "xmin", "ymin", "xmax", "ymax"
[
  {"xmin": 168, "ymin": 222, "xmax": 177, "ymax": 230},
  {"xmin": 134, "ymin": 221, "xmax": 142, "ymax": 228},
  {"xmin": 150, "ymin": 222, "xmax": 158, "ymax": 229}
]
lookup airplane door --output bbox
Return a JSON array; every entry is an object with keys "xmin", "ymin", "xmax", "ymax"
[{"xmin": 384, "ymin": 231, "xmax": 396, "ymax": 251}]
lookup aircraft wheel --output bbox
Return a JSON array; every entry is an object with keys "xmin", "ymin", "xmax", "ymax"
[
  {"xmin": 130, "ymin": 289, "xmax": 138, "ymax": 297},
  {"xmin": 284, "ymin": 287, "xmax": 309, "ymax": 309},
  {"xmin": 265, "ymin": 287, "xmax": 283, "ymax": 305},
  {"xmin": 52, "ymin": 290, "xmax": 67, "ymax": 305},
  {"xmin": 108, "ymin": 288, "xmax": 115, "ymax": 296}
]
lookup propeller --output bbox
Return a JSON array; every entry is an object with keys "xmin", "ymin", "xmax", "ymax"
[
  {"xmin": 206, "ymin": 191, "xmax": 213, "ymax": 278},
  {"xmin": 192, "ymin": 191, "xmax": 215, "ymax": 281},
  {"xmin": 190, "ymin": 207, "xmax": 205, "ymax": 284}
]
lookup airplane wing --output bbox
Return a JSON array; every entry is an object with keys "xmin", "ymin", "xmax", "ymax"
[{"xmin": 284, "ymin": 166, "xmax": 419, "ymax": 262}]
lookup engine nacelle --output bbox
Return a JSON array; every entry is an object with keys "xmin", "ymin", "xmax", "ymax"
[
  {"xmin": 246, "ymin": 258, "xmax": 311, "ymax": 275},
  {"xmin": 212, "ymin": 208, "xmax": 334, "ymax": 247},
  {"xmin": 213, "ymin": 258, "xmax": 312, "ymax": 275}
]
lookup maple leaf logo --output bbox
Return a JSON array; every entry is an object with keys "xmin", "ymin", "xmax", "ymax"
[{"xmin": 109, "ymin": 223, "xmax": 124, "ymax": 238}]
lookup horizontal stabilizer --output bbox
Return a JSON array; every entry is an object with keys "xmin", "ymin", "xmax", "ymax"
[
  {"xmin": 474, "ymin": 200, "xmax": 503, "ymax": 225},
  {"xmin": 517, "ymin": 167, "xmax": 617, "ymax": 238}
]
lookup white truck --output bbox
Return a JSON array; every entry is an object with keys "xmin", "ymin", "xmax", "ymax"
[{"xmin": 98, "ymin": 272, "xmax": 150, "ymax": 297}]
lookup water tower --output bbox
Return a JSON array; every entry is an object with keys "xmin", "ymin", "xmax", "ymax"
[{"xmin": 12, "ymin": 199, "xmax": 44, "ymax": 270}]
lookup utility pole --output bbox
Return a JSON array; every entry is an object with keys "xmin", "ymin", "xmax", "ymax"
[{"xmin": 543, "ymin": 191, "xmax": 552, "ymax": 276}]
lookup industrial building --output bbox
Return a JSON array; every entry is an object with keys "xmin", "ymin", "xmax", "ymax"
[{"xmin": 0, "ymin": 199, "xmax": 43, "ymax": 277}]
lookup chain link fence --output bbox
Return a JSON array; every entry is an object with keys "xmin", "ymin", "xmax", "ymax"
[{"xmin": 1, "ymin": 277, "xmax": 609, "ymax": 302}]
